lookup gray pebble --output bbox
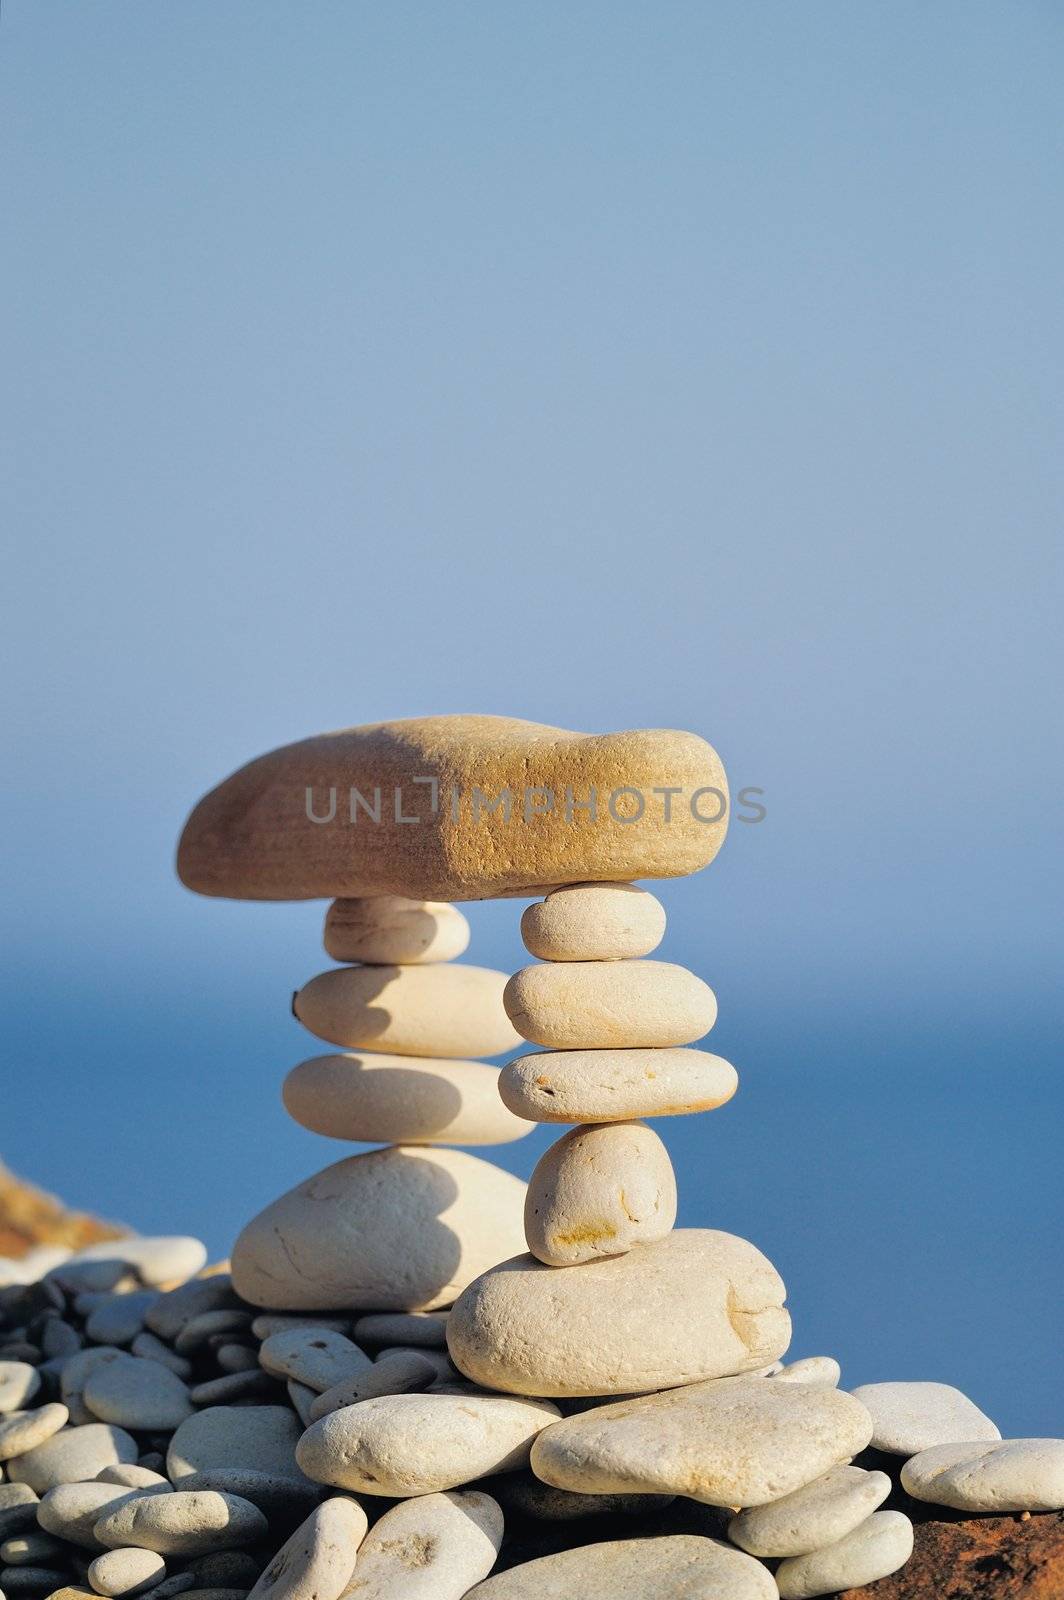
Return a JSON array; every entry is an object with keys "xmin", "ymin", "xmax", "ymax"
[
  {"xmin": 248, "ymin": 1320, "xmax": 348, "ymax": 1343},
  {"xmin": 0, "ymin": 1564, "xmax": 71, "ymax": 1590},
  {"xmin": 0, "ymin": 1405, "xmax": 69, "ymax": 1462},
  {"xmin": 307, "ymin": 1352, "xmax": 436, "ymax": 1422},
  {"xmin": 178, "ymin": 1472, "xmax": 320, "ymax": 1524},
  {"xmin": 97, "ymin": 1469, "xmax": 171, "ymax": 1492},
  {"xmin": 37, "ymin": 1484, "xmax": 159, "ymax": 1550},
  {"xmin": 167, "ymin": 1409, "xmax": 306, "ymax": 1489},
  {"xmin": 145, "ymin": 1282, "xmax": 238, "ymax": 1346},
  {"xmin": 129, "ymin": 1339, "xmax": 191, "ymax": 1382},
  {"xmin": 94, "ymin": 1491, "xmax": 269, "ymax": 1558},
  {"xmin": 257, "ymin": 1331, "xmax": 371, "ymax": 1396},
  {"xmin": 83, "ymin": 1359, "xmax": 193, "ymax": 1433},
  {"xmin": 352, "ymin": 1313, "xmax": 449, "ymax": 1350},
  {"xmin": 0, "ymin": 1368, "xmax": 40, "ymax": 1417},
  {"xmin": 86, "ymin": 1297, "xmax": 161, "ymax": 1350},
  {"xmin": 212, "ymin": 1350, "xmax": 258, "ymax": 1379},
  {"xmin": 0, "ymin": 1485, "xmax": 39, "ymax": 1540},
  {"xmin": 188, "ymin": 1376, "xmax": 274, "ymax": 1408},
  {"xmin": 6, "ymin": 1423, "xmax": 138, "ymax": 1494},
  {"xmin": 40, "ymin": 1323, "xmax": 82, "ymax": 1362},
  {"xmin": 174, "ymin": 1318, "xmax": 252, "ymax": 1359}
]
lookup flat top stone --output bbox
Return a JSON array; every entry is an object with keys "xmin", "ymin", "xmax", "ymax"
[
  {"xmin": 728, "ymin": 1464, "xmax": 892, "ymax": 1556},
  {"xmin": 167, "ymin": 1407, "xmax": 308, "ymax": 1487},
  {"xmin": 94, "ymin": 1490, "xmax": 268, "ymax": 1557},
  {"xmin": 177, "ymin": 716, "xmax": 727, "ymax": 901},
  {"xmin": 342, "ymin": 1488, "xmax": 503, "ymax": 1599},
  {"xmin": 530, "ymin": 1376, "xmax": 874, "ymax": 1507},
  {"xmin": 900, "ymin": 1438, "xmax": 1064, "ymax": 1512},
  {"xmin": 5, "ymin": 1423, "xmax": 138, "ymax": 1494},
  {"xmin": 467, "ymin": 1534, "xmax": 777, "ymax": 1599},
  {"xmin": 849, "ymin": 1382, "xmax": 999, "ymax": 1455},
  {"xmin": 83, "ymin": 1356, "xmax": 193, "ymax": 1431},
  {"xmin": 775, "ymin": 1510, "xmax": 914, "ymax": 1599}
]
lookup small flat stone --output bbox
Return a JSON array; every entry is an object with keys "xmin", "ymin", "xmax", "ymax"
[
  {"xmin": 37, "ymin": 1484, "xmax": 158, "ymax": 1550},
  {"xmin": 323, "ymin": 898, "xmax": 470, "ymax": 966},
  {"xmin": 188, "ymin": 1374, "xmax": 275, "ymax": 1407},
  {"xmin": 523, "ymin": 1121, "xmax": 676, "ymax": 1265},
  {"xmin": 373, "ymin": 1346, "xmax": 458, "ymax": 1383},
  {"xmin": 338, "ymin": 1489, "xmax": 502, "ymax": 1599},
  {"xmin": 250, "ymin": 1318, "xmax": 350, "ymax": 1340},
  {"xmin": 773, "ymin": 1357, "xmax": 841, "ymax": 1387},
  {"xmin": 296, "ymin": 1389, "xmax": 560, "ymax": 1496},
  {"xmin": 351, "ymin": 1314, "xmax": 448, "ymax": 1349},
  {"xmin": 245, "ymin": 1498, "xmax": 367, "ymax": 1600},
  {"xmin": 504, "ymin": 961, "xmax": 716, "ymax": 1050},
  {"xmin": 0, "ymin": 1562, "xmax": 70, "ymax": 1590},
  {"xmin": 83, "ymin": 1359, "xmax": 193, "ymax": 1432},
  {"xmin": 178, "ymin": 1471, "xmax": 321, "ymax": 1524},
  {"xmin": 6, "ymin": 1424, "xmax": 138, "ymax": 1494},
  {"xmin": 61, "ymin": 1351, "xmax": 126, "ymax": 1425},
  {"xmin": 775, "ymin": 1510, "xmax": 914, "ymax": 1598},
  {"xmin": 97, "ymin": 1468, "xmax": 170, "ymax": 1491},
  {"xmin": 167, "ymin": 1408, "xmax": 307, "ymax": 1488},
  {"xmin": 232, "ymin": 1148, "xmax": 526, "ymax": 1313},
  {"xmin": 129, "ymin": 1337, "xmax": 192, "ymax": 1380},
  {"xmin": 530, "ymin": 1377, "xmax": 873, "ymax": 1507},
  {"xmin": 520, "ymin": 884, "xmax": 667, "ymax": 961},
  {"xmin": 850, "ymin": 1382, "xmax": 999, "ymax": 1455},
  {"xmin": 214, "ymin": 1347, "xmax": 260, "ymax": 1375},
  {"xmin": 0, "ymin": 1405, "xmax": 69, "ymax": 1461},
  {"xmin": 467, "ymin": 1534, "xmax": 776, "ymax": 1598},
  {"xmin": 307, "ymin": 1352, "xmax": 437, "ymax": 1422},
  {"xmin": 257, "ymin": 1330, "xmax": 371, "ymax": 1393},
  {"xmin": 287, "ymin": 1382, "xmax": 317, "ymax": 1427},
  {"xmin": 447, "ymin": 1230, "xmax": 789, "ymax": 1397},
  {"xmin": 95, "ymin": 1493, "xmax": 268, "ymax": 1557},
  {"xmin": 0, "ymin": 1366, "xmax": 41, "ymax": 1415},
  {"xmin": 145, "ymin": 1281, "xmax": 238, "ymax": 1344},
  {"xmin": 282, "ymin": 1054, "xmax": 531, "ymax": 1147},
  {"xmin": 728, "ymin": 1464, "xmax": 892, "ymax": 1556},
  {"xmin": 293, "ymin": 964, "xmax": 522, "ymax": 1058},
  {"xmin": 70, "ymin": 1242, "xmax": 207, "ymax": 1290},
  {"xmin": 88, "ymin": 1548, "xmax": 168, "ymax": 1597},
  {"xmin": 173, "ymin": 1313, "xmax": 253, "ymax": 1356},
  {"xmin": 900, "ymin": 1438, "xmax": 1064, "ymax": 1511},
  {"xmin": 500, "ymin": 1047, "xmax": 738, "ymax": 1124},
  {"xmin": 85, "ymin": 1295, "xmax": 161, "ymax": 1349}
]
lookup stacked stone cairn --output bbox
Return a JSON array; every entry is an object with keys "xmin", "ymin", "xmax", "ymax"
[{"xmin": 2, "ymin": 717, "xmax": 1060, "ymax": 1600}]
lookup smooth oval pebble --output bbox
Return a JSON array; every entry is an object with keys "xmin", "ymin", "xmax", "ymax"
[
  {"xmin": 773, "ymin": 1357, "xmax": 841, "ymax": 1387},
  {"xmin": 257, "ymin": 1330, "xmax": 371, "ymax": 1393},
  {"xmin": 467, "ymin": 1534, "xmax": 776, "ymax": 1599},
  {"xmin": 83, "ymin": 1360, "xmax": 193, "ymax": 1432},
  {"xmin": 6, "ymin": 1424, "xmax": 138, "ymax": 1494},
  {"xmin": 37, "ymin": 1484, "xmax": 160, "ymax": 1551},
  {"xmin": 129, "ymin": 1335, "xmax": 192, "ymax": 1379},
  {"xmin": 530, "ymin": 1376, "xmax": 874, "ymax": 1506},
  {"xmin": 178, "ymin": 1471, "xmax": 321, "ymax": 1523},
  {"xmin": 500, "ymin": 1047, "xmax": 737, "ymax": 1124},
  {"xmin": 775, "ymin": 1510, "xmax": 915, "ymax": 1599},
  {"xmin": 282, "ymin": 1054, "xmax": 530, "ymax": 1147},
  {"xmin": 520, "ymin": 884, "xmax": 666, "ymax": 961},
  {"xmin": 94, "ymin": 1492, "xmax": 268, "ymax": 1557},
  {"xmin": 324, "ymin": 898, "xmax": 470, "ymax": 966},
  {"xmin": 85, "ymin": 1295, "xmax": 161, "ymax": 1348},
  {"xmin": 88, "ymin": 1548, "xmax": 167, "ymax": 1597},
  {"xmin": 296, "ymin": 1389, "xmax": 560, "ymax": 1496},
  {"xmin": 245, "ymin": 1497, "xmax": 366, "ymax": 1600},
  {"xmin": 447, "ymin": 1229, "xmax": 789, "ymax": 1397},
  {"xmin": 728, "ymin": 1464, "xmax": 892, "ymax": 1556},
  {"xmin": 524, "ymin": 1122, "xmax": 676, "ymax": 1265},
  {"xmin": 333, "ymin": 1489, "xmax": 502, "ymax": 1599},
  {"xmin": 293, "ymin": 966, "xmax": 521, "ymax": 1058},
  {"xmin": 503, "ymin": 962, "xmax": 716, "ymax": 1050},
  {"xmin": 351, "ymin": 1314, "xmax": 448, "ymax": 1349},
  {"xmin": 0, "ymin": 1367, "xmax": 41, "ymax": 1416},
  {"xmin": 96, "ymin": 1469, "xmax": 170, "ymax": 1491},
  {"xmin": 232, "ymin": 1148, "xmax": 526, "ymax": 1313},
  {"xmin": 68, "ymin": 1241, "xmax": 207, "ymax": 1290},
  {"xmin": 167, "ymin": 1408, "xmax": 307, "ymax": 1487},
  {"xmin": 307, "ymin": 1352, "xmax": 437, "ymax": 1422},
  {"xmin": 0, "ymin": 1405, "xmax": 68, "ymax": 1461},
  {"xmin": 900, "ymin": 1438, "xmax": 1064, "ymax": 1511},
  {"xmin": 849, "ymin": 1381, "xmax": 999, "ymax": 1455}
]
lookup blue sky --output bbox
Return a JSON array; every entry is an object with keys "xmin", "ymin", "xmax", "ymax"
[{"xmin": 1, "ymin": 3, "xmax": 1061, "ymax": 1433}]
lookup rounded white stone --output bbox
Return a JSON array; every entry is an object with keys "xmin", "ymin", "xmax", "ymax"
[
  {"xmin": 5, "ymin": 1424, "xmax": 138, "ymax": 1495},
  {"xmin": 83, "ymin": 1359, "xmax": 193, "ymax": 1432},
  {"xmin": 307, "ymin": 1352, "xmax": 437, "ymax": 1422},
  {"xmin": 523, "ymin": 1122, "xmax": 676, "ymax": 1265},
  {"xmin": 324, "ymin": 898, "xmax": 470, "ymax": 966},
  {"xmin": 773, "ymin": 1357, "xmax": 841, "ymax": 1387},
  {"xmin": 94, "ymin": 1491, "xmax": 268, "ymax": 1557},
  {"xmin": 283, "ymin": 1054, "xmax": 531, "ymax": 1146},
  {"xmin": 37, "ymin": 1483, "xmax": 161, "ymax": 1550},
  {"xmin": 467, "ymin": 1534, "xmax": 777, "ymax": 1599},
  {"xmin": 232, "ymin": 1147, "xmax": 527, "ymax": 1313},
  {"xmin": 0, "ymin": 1405, "xmax": 68, "ymax": 1462},
  {"xmin": 88, "ymin": 1547, "xmax": 167, "ymax": 1597},
  {"xmin": 293, "ymin": 965, "xmax": 521, "ymax": 1058},
  {"xmin": 0, "ymin": 1367, "xmax": 40, "ymax": 1417},
  {"xmin": 245, "ymin": 1497, "xmax": 367, "ymax": 1600},
  {"xmin": 728, "ymin": 1464, "xmax": 892, "ymax": 1556},
  {"xmin": 96, "ymin": 1468, "xmax": 170, "ymax": 1491},
  {"xmin": 338, "ymin": 1489, "xmax": 502, "ymax": 1599},
  {"xmin": 774, "ymin": 1510, "xmax": 915, "ymax": 1598},
  {"xmin": 503, "ymin": 961, "xmax": 716, "ymax": 1050},
  {"xmin": 166, "ymin": 1407, "xmax": 306, "ymax": 1487},
  {"xmin": 257, "ymin": 1329, "xmax": 372, "ymax": 1393},
  {"xmin": 849, "ymin": 1381, "xmax": 999, "ymax": 1455},
  {"xmin": 447, "ymin": 1229, "xmax": 790, "ymax": 1398},
  {"xmin": 530, "ymin": 1376, "xmax": 874, "ymax": 1507},
  {"xmin": 900, "ymin": 1438, "xmax": 1064, "ymax": 1512},
  {"xmin": 500, "ymin": 1047, "xmax": 738, "ymax": 1124},
  {"xmin": 296, "ymin": 1389, "xmax": 560, "ymax": 1496},
  {"xmin": 68, "ymin": 1240, "xmax": 207, "ymax": 1289},
  {"xmin": 520, "ymin": 885, "xmax": 666, "ymax": 962}
]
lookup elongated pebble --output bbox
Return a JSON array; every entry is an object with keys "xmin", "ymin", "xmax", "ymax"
[
  {"xmin": 249, "ymin": 1319, "xmax": 349, "ymax": 1341},
  {"xmin": 96, "ymin": 1468, "xmax": 170, "ymax": 1491},
  {"xmin": 850, "ymin": 1381, "xmax": 999, "ymax": 1455},
  {"xmin": 188, "ymin": 1374, "xmax": 274, "ymax": 1408},
  {"xmin": 282, "ymin": 1054, "xmax": 530, "ymax": 1147},
  {"xmin": 467, "ymin": 1534, "xmax": 776, "ymax": 1599},
  {"xmin": 307, "ymin": 1352, "xmax": 437, "ymax": 1421},
  {"xmin": 0, "ymin": 1367, "xmax": 41, "ymax": 1417},
  {"xmin": 6, "ymin": 1424, "xmax": 138, "ymax": 1495},
  {"xmin": 145, "ymin": 1281, "xmax": 238, "ymax": 1345},
  {"xmin": 167, "ymin": 1408, "xmax": 306, "ymax": 1488},
  {"xmin": 524, "ymin": 1122, "xmax": 676, "ymax": 1265},
  {"xmin": 336, "ymin": 1489, "xmax": 502, "ymax": 1599},
  {"xmin": 94, "ymin": 1493, "xmax": 268, "ymax": 1557},
  {"xmin": 245, "ymin": 1498, "xmax": 367, "ymax": 1600},
  {"xmin": 179, "ymin": 1471, "xmax": 320, "ymax": 1524},
  {"xmin": 728, "ymin": 1464, "xmax": 891, "ymax": 1556},
  {"xmin": 0, "ymin": 1563, "xmax": 70, "ymax": 1590},
  {"xmin": 775, "ymin": 1510, "xmax": 914, "ymax": 1598},
  {"xmin": 70, "ymin": 1241, "xmax": 207, "ymax": 1290},
  {"xmin": 900, "ymin": 1438, "xmax": 1064, "ymax": 1512},
  {"xmin": 324, "ymin": 898, "xmax": 470, "ymax": 966},
  {"xmin": 83, "ymin": 1359, "xmax": 193, "ymax": 1432},
  {"xmin": 0, "ymin": 1531, "xmax": 65, "ymax": 1564},
  {"xmin": 503, "ymin": 962, "xmax": 717, "ymax": 1050},
  {"xmin": 773, "ymin": 1357, "xmax": 841, "ymax": 1387},
  {"xmin": 293, "ymin": 966, "xmax": 521, "ymax": 1059},
  {"xmin": 37, "ymin": 1484, "xmax": 158, "ymax": 1551},
  {"xmin": 257, "ymin": 1330, "xmax": 371, "ymax": 1394},
  {"xmin": 351, "ymin": 1314, "xmax": 448, "ymax": 1349},
  {"xmin": 521, "ymin": 884, "xmax": 666, "ymax": 961},
  {"xmin": 88, "ymin": 1549, "xmax": 167, "ymax": 1598},
  {"xmin": 0, "ymin": 1406, "xmax": 68, "ymax": 1461},
  {"xmin": 500, "ymin": 1047, "xmax": 737, "ymax": 1124}
]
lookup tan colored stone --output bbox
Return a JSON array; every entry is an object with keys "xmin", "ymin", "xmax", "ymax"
[
  {"xmin": 775, "ymin": 1511, "xmax": 914, "ymax": 1598},
  {"xmin": 447, "ymin": 1229, "xmax": 790, "ymax": 1397},
  {"xmin": 307, "ymin": 1351, "xmax": 437, "ymax": 1422},
  {"xmin": 520, "ymin": 884, "xmax": 666, "ymax": 961},
  {"xmin": 176, "ymin": 716, "xmax": 728, "ymax": 902},
  {"xmin": 728, "ymin": 1464, "xmax": 892, "ymax": 1556},
  {"xmin": 341, "ymin": 1489, "xmax": 502, "ymax": 1599},
  {"xmin": 283, "ymin": 1054, "xmax": 531, "ymax": 1146},
  {"xmin": 499, "ymin": 1048, "xmax": 737, "ymax": 1123},
  {"xmin": 524, "ymin": 1123, "xmax": 676, "ymax": 1265},
  {"xmin": 87, "ymin": 1547, "xmax": 167, "ymax": 1597},
  {"xmin": 503, "ymin": 962, "xmax": 716, "ymax": 1049},
  {"xmin": 323, "ymin": 898, "xmax": 470, "ymax": 965},
  {"xmin": 467, "ymin": 1535, "xmax": 776, "ymax": 1599},
  {"xmin": 293, "ymin": 965, "xmax": 521, "ymax": 1058},
  {"xmin": 244, "ymin": 1497, "xmax": 367, "ymax": 1600},
  {"xmin": 94, "ymin": 1491, "xmax": 268, "ymax": 1557},
  {"xmin": 232, "ymin": 1147, "xmax": 527, "ymax": 1312},
  {"xmin": 0, "ymin": 1404, "xmax": 68, "ymax": 1461}
]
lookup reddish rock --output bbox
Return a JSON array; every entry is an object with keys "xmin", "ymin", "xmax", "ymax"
[{"xmin": 839, "ymin": 1511, "xmax": 1064, "ymax": 1600}]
